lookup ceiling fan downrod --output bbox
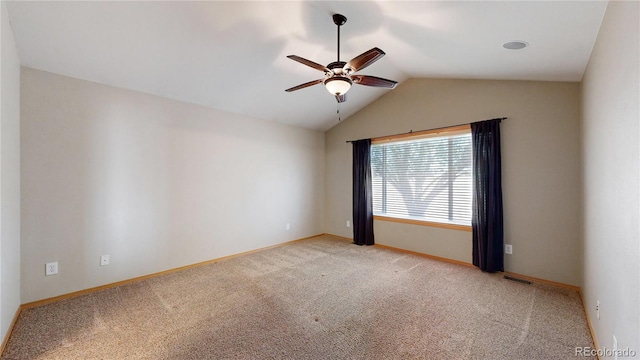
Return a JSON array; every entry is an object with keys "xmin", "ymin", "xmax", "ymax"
[{"xmin": 333, "ymin": 14, "xmax": 347, "ymax": 62}]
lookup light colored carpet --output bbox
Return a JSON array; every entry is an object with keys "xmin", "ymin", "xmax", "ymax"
[{"xmin": 2, "ymin": 235, "xmax": 595, "ymax": 359}]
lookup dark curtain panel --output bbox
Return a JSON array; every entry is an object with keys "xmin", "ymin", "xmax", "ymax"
[
  {"xmin": 471, "ymin": 119, "xmax": 504, "ymax": 272},
  {"xmin": 352, "ymin": 139, "xmax": 375, "ymax": 246}
]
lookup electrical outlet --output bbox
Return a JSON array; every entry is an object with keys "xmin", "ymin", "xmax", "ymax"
[
  {"xmin": 100, "ymin": 254, "xmax": 110, "ymax": 266},
  {"xmin": 45, "ymin": 262, "xmax": 58, "ymax": 276},
  {"xmin": 286, "ymin": 223, "xmax": 290, "ymax": 230},
  {"xmin": 505, "ymin": 244, "xmax": 512, "ymax": 254},
  {"xmin": 346, "ymin": 220, "xmax": 351, "ymax": 228},
  {"xmin": 596, "ymin": 300, "xmax": 600, "ymax": 319}
]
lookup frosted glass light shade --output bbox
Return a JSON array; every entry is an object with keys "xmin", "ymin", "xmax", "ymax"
[{"xmin": 324, "ymin": 77, "xmax": 352, "ymax": 95}]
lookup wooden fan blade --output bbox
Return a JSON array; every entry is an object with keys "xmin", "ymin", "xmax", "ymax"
[
  {"xmin": 285, "ymin": 79, "xmax": 324, "ymax": 92},
  {"xmin": 335, "ymin": 94, "xmax": 347, "ymax": 103},
  {"xmin": 345, "ymin": 48, "xmax": 385, "ymax": 72},
  {"xmin": 287, "ymin": 55, "xmax": 330, "ymax": 72},
  {"xmin": 352, "ymin": 75, "xmax": 397, "ymax": 89}
]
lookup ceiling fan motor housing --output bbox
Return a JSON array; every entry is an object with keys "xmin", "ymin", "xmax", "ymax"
[
  {"xmin": 325, "ymin": 61, "xmax": 352, "ymax": 95},
  {"xmin": 327, "ymin": 61, "xmax": 348, "ymax": 76}
]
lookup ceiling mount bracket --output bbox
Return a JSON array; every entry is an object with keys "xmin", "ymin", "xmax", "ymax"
[{"xmin": 332, "ymin": 14, "xmax": 347, "ymax": 26}]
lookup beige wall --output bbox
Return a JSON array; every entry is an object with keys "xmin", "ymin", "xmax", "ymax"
[
  {"xmin": 0, "ymin": 1, "xmax": 22, "ymax": 342},
  {"xmin": 581, "ymin": 0, "xmax": 639, "ymax": 353},
  {"xmin": 20, "ymin": 68, "xmax": 325, "ymax": 303},
  {"xmin": 11, "ymin": 5, "xmax": 638, "ymax": 353},
  {"xmin": 325, "ymin": 78, "xmax": 582, "ymax": 286}
]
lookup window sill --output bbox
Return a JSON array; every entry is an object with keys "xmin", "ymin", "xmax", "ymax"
[{"xmin": 373, "ymin": 215, "xmax": 472, "ymax": 232}]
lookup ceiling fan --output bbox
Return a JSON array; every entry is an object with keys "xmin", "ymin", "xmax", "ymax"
[{"xmin": 285, "ymin": 13, "xmax": 397, "ymax": 103}]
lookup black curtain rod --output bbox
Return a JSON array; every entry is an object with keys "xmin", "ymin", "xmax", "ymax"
[{"xmin": 345, "ymin": 117, "xmax": 507, "ymax": 143}]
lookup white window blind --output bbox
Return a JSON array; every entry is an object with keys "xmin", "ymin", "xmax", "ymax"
[{"xmin": 371, "ymin": 129, "xmax": 472, "ymax": 226}]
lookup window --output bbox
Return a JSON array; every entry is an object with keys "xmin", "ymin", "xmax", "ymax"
[{"xmin": 370, "ymin": 126, "xmax": 472, "ymax": 228}]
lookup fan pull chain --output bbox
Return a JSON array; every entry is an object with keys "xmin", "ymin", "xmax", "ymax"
[{"xmin": 337, "ymin": 103, "xmax": 341, "ymax": 122}]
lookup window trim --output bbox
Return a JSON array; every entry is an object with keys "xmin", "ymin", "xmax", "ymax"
[
  {"xmin": 374, "ymin": 215, "xmax": 472, "ymax": 232},
  {"xmin": 371, "ymin": 124, "xmax": 473, "ymax": 231},
  {"xmin": 372, "ymin": 124, "xmax": 471, "ymax": 144}
]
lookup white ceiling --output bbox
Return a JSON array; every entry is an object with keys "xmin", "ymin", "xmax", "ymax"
[{"xmin": 6, "ymin": 1, "xmax": 608, "ymax": 131}]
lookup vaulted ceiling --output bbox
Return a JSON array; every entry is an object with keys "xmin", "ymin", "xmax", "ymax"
[{"xmin": 6, "ymin": 1, "xmax": 608, "ymax": 131}]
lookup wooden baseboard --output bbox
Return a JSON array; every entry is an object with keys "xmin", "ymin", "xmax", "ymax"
[
  {"xmin": 22, "ymin": 234, "xmax": 325, "ymax": 310},
  {"xmin": 0, "ymin": 306, "xmax": 22, "ymax": 356},
  {"xmin": 364, "ymin": 239, "xmax": 581, "ymax": 291},
  {"xmin": 502, "ymin": 271, "xmax": 580, "ymax": 292},
  {"xmin": 580, "ymin": 289, "xmax": 601, "ymax": 360},
  {"xmin": 373, "ymin": 241, "xmax": 600, "ymax": 354},
  {"xmin": 7, "ymin": 233, "xmax": 597, "ymax": 359},
  {"xmin": 322, "ymin": 233, "xmax": 353, "ymax": 242},
  {"xmin": 372, "ymin": 243, "xmax": 475, "ymax": 268},
  {"xmin": 323, "ymin": 234, "xmax": 475, "ymax": 270}
]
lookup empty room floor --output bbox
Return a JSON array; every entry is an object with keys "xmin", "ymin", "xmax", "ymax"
[{"xmin": 2, "ymin": 235, "xmax": 595, "ymax": 359}]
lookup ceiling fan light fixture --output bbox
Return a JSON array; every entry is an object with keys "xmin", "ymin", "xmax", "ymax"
[{"xmin": 324, "ymin": 77, "xmax": 352, "ymax": 96}]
